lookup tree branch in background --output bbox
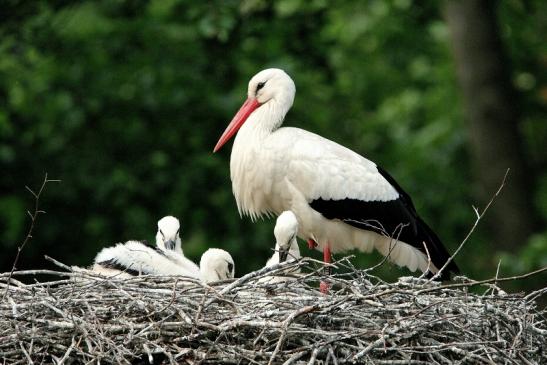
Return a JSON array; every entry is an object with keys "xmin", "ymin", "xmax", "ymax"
[
  {"xmin": 2, "ymin": 174, "xmax": 60, "ymax": 299},
  {"xmin": 444, "ymin": 0, "xmax": 537, "ymax": 252}
]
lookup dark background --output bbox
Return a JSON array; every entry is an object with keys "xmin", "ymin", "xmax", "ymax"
[{"xmin": 1, "ymin": 0, "xmax": 546, "ymax": 293}]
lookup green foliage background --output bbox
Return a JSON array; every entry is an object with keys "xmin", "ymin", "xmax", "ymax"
[{"xmin": 1, "ymin": 1, "xmax": 545, "ymax": 290}]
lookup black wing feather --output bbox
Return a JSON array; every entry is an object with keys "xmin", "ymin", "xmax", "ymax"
[
  {"xmin": 96, "ymin": 258, "xmax": 141, "ymax": 276},
  {"xmin": 309, "ymin": 166, "xmax": 459, "ymax": 279}
]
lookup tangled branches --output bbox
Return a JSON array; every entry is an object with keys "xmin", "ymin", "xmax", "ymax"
[{"xmin": 1, "ymin": 258, "xmax": 545, "ymax": 364}]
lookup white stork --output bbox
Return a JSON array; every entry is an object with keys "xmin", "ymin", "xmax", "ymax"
[
  {"xmin": 92, "ymin": 240, "xmax": 201, "ymax": 278},
  {"xmin": 199, "ymin": 248, "xmax": 235, "ymax": 283},
  {"xmin": 213, "ymin": 68, "xmax": 459, "ymax": 284},
  {"xmin": 266, "ymin": 210, "xmax": 301, "ymax": 266},
  {"xmin": 155, "ymin": 216, "xmax": 200, "ymax": 274},
  {"xmin": 261, "ymin": 210, "xmax": 301, "ymax": 284},
  {"xmin": 92, "ymin": 216, "xmax": 200, "ymax": 278}
]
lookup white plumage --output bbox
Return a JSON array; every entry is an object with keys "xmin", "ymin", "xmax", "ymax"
[
  {"xmin": 92, "ymin": 216, "xmax": 200, "ymax": 278},
  {"xmin": 199, "ymin": 248, "xmax": 235, "ymax": 283},
  {"xmin": 266, "ymin": 210, "xmax": 301, "ymax": 267},
  {"xmin": 155, "ymin": 216, "xmax": 200, "ymax": 275},
  {"xmin": 261, "ymin": 210, "xmax": 301, "ymax": 284},
  {"xmin": 214, "ymin": 68, "xmax": 459, "ymax": 279},
  {"xmin": 92, "ymin": 240, "xmax": 200, "ymax": 278}
]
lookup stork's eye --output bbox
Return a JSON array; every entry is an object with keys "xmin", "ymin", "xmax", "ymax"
[
  {"xmin": 256, "ymin": 81, "xmax": 266, "ymax": 93},
  {"xmin": 176, "ymin": 228, "xmax": 180, "ymax": 235},
  {"xmin": 227, "ymin": 262, "xmax": 234, "ymax": 273},
  {"xmin": 159, "ymin": 229, "xmax": 164, "ymax": 238}
]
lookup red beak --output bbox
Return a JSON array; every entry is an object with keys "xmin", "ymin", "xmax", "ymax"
[{"xmin": 213, "ymin": 98, "xmax": 260, "ymax": 152}]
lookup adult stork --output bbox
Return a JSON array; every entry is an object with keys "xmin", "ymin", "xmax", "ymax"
[{"xmin": 213, "ymin": 68, "xmax": 459, "ymax": 286}]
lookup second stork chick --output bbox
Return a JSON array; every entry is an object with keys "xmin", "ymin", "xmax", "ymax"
[
  {"xmin": 199, "ymin": 248, "xmax": 235, "ymax": 283},
  {"xmin": 262, "ymin": 210, "xmax": 301, "ymax": 283}
]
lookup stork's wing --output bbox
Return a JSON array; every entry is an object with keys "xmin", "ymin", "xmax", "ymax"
[
  {"xmin": 269, "ymin": 127, "xmax": 415, "ymax": 236},
  {"xmin": 94, "ymin": 241, "xmax": 200, "ymax": 278},
  {"xmin": 267, "ymin": 127, "xmax": 399, "ymax": 202}
]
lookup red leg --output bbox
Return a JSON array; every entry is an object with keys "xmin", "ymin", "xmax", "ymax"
[
  {"xmin": 320, "ymin": 244, "xmax": 332, "ymax": 294},
  {"xmin": 323, "ymin": 244, "xmax": 331, "ymax": 264},
  {"xmin": 307, "ymin": 239, "xmax": 318, "ymax": 249}
]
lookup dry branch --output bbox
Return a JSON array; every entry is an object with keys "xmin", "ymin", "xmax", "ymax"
[
  {"xmin": 1, "ymin": 258, "xmax": 545, "ymax": 364},
  {"xmin": 2, "ymin": 174, "xmax": 59, "ymax": 300}
]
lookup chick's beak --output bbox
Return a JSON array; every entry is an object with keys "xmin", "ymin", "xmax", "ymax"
[
  {"xmin": 279, "ymin": 247, "xmax": 289, "ymax": 263},
  {"xmin": 164, "ymin": 239, "xmax": 176, "ymax": 251}
]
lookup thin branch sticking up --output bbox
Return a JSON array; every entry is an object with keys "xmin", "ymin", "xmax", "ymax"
[
  {"xmin": 2, "ymin": 174, "xmax": 60, "ymax": 299},
  {"xmin": 432, "ymin": 168, "xmax": 510, "ymax": 281}
]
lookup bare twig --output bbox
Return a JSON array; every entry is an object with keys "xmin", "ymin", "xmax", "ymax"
[
  {"xmin": 268, "ymin": 305, "xmax": 318, "ymax": 365},
  {"xmin": 432, "ymin": 168, "xmax": 510, "ymax": 280},
  {"xmin": 362, "ymin": 223, "xmax": 408, "ymax": 275},
  {"xmin": 3, "ymin": 174, "xmax": 59, "ymax": 300},
  {"xmin": 419, "ymin": 265, "xmax": 547, "ymax": 294}
]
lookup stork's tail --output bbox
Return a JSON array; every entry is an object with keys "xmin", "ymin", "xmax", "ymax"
[{"xmin": 417, "ymin": 217, "xmax": 460, "ymax": 280}]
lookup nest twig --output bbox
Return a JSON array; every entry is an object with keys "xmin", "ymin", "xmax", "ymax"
[{"xmin": 1, "ymin": 257, "xmax": 545, "ymax": 364}]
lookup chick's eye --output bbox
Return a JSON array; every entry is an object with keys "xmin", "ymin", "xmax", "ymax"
[
  {"xmin": 256, "ymin": 81, "xmax": 266, "ymax": 93},
  {"xmin": 176, "ymin": 228, "xmax": 180, "ymax": 235},
  {"xmin": 227, "ymin": 262, "xmax": 234, "ymax": 273},
  {"xmin": 160, "ymin": 229, "xmax": 164, "ymax": 238}
]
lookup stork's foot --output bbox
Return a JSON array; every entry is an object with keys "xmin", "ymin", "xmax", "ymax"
[
  {"xmin": 320, "ymin": 280, "xmax": 329, "ymax": 294},
  {"xmin": 307, "ymin": 239, "xmax": 318, "ymax": 249}
]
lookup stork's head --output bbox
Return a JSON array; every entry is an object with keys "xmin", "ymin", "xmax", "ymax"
[
  {"xmin": 199, "ymin": 248, "xmax": 235, "ymax": 283},
  {"xmin": 214, "ymin": 68, "xmax": 296, "ymax": 152},
  {"xmin": 247, "ymin": 68, "xmax": 295, "ymax": 107},
  {"xmin": 155, "ymin": 216, "xmax": 181, "ymax": 253},
  {"xmin": 274, "ymin": 210, "xmax": 300, "ymax": 263}
]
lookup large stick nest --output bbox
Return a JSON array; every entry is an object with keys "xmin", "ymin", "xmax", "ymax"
[{"xmin": 1, "ymin": 258, "xmax": 546, "ymax": 364}]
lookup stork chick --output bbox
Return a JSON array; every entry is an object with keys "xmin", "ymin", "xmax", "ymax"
[
  {"xmin": 260, "ymin": 211, "xmax": 301, "ymax": 284},
  {"xmin": 92, "ymin": 216, "xmax": 200, "ymax": 278},
  {"xmin": 155, "ymin": 215, "xmax": 200, "ymax": 274},
  {"xmin": 92, "ymin": 240, "xmax": 200, "ymax": 278},
  {"xmin": 266, "ymin": 211, "xmax": 301, "ymax": 267},
  {"xmin": 199, "ymin": 248, "xmax": 235, "ymax": 283}
]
